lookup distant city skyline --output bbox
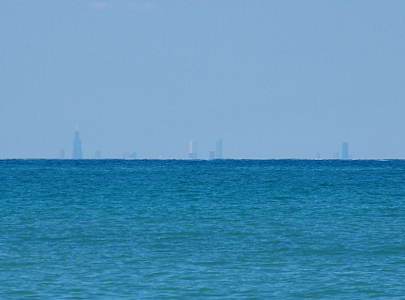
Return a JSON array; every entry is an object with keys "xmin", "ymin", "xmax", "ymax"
[
  {"xmin": 64, "ymin": 128, "xmax": 355, "ymax": 160},
  {"xmin": 1, "ymin": 1, "xmax": 405, "ymax": 159}
]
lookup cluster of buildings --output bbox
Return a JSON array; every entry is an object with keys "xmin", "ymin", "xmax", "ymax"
[
  {"xmin": 63, "ymin": 129, "xmax": 350, "ymax": 160},
  {"xmin": 62, "ymin": 129, "xmax": 223, "ymax": 160},
  {"xmin": 188, "ymin": 139, "xmax": 222, "ymax": 160}
]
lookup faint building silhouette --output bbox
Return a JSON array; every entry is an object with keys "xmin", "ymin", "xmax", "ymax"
[
  {"xmin": 72, "ymin": 128, "xmax": 82, "ymax": 159},
  {"xmin": 342, "ymin": 141, "xmax": 349, "ymax": 160},
  {"xmin": 122, "ymin": 151, "xmax": 137, "ymax": 159},
  {"xmin": 95, "ymin": 150, "xmax": 101, "ymax": 159},
  {"xmin": 209, "ymin": 150, "xmax": 215, "ymax": 160},
  {"xmin": 216, "ymin": 139, "xmax": 222, "ymax": 159},
  {"xmin": 189, "ymin": 140, "xmax": 198, "ymax": 159},
  {"xmin": 59, "ymin": 148, "xmax": 65, "ymax": 159}
]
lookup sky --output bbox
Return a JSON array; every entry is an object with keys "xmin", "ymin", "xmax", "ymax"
[{"xmin": 1, "ymin": 0, "xmax": 405, "ymax": 159}]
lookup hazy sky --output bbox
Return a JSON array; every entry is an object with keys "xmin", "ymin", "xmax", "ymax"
[{"xmin": 1, "ymin": 0, "xmax": 405, "ymax": 159}]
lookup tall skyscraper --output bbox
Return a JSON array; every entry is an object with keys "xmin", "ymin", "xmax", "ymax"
[
  {"xmin": 342, "ymin": 141, "xmax": 349, "ymax": 160},
  {"xmin": 189, "ymin": 140, "xmax": 198, "ymax": 159},
  {"xmin": 73, "ymin": 128, "xmax": 82, "ymax": 159},
  {"xmin": 209, "ymin": 150, "xmax": 215, "ymax": 160},
  {"xmin": 216, "ymin": 139, "xmax": 222, "ymax": 159}
]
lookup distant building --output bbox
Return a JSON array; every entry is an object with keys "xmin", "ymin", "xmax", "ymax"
[
  {"xmin": 209, "ymin": 150, "xmax": 215, "ymax": 160},
  {"xmin": 122, "ymin": 151, "xmax": 137, "ymax": 159},
  {"xmin": 72, "ymin": 129, "xmax": 82, "ymax": 159},
  {"xmin": 342, "ymin": 142, "xmax": 349, "ymax": 160},
  {"xmin": 216, "ymin": 139, "xmax": 222, "ymax": 159},
  {"xmin": 95, "ymin": 150, "xmax": 101, "ymax": 159},
  {"xmin": 189, "ymin": 140, "xmax": 198, "ymax": 159}
]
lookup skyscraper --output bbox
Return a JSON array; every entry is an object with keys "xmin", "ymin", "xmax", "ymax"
[
  {"xmin": 73, "ymin": 128, "xmax": 82, "ymax": 159},
  {"xmin": 216, "ymin": 139, "xmax": 222, "ymax": 159},
  {"xmin": 189, "ymin": 140, "xmax": 198, "ymax": 159},
  {"xmin": 209, "ymin": 150, "xmax": 215, "ymax": 160},
  {"xmin": 342, "ymin": 141, "xmax": 349, "ymax": 160}
]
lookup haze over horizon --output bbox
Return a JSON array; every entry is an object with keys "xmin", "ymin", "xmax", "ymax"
[{"xmin": 1, "ymin": 0, "xmax": 405, "ymax": 159}]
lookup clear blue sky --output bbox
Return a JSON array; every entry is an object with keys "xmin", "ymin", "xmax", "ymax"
[{"xmin": 1, "ymin": 0, "xmax": 405, "ymax": 159}]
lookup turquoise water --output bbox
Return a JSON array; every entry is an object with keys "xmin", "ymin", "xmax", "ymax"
[{"xmin": 1, "ymin": 159, "xmax": 404, "ymax": 299}]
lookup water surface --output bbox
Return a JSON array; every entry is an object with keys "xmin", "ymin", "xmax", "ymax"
[{"xmin": 1, "ymin": 159, "xmax": 404, "ymax": 299}]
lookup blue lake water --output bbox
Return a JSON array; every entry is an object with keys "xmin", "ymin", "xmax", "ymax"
[{"xmin": 0, "ymin": 159, "xmax": 404, "ymax": 299}]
